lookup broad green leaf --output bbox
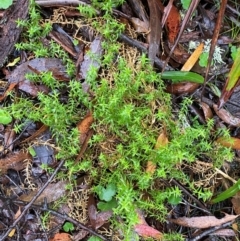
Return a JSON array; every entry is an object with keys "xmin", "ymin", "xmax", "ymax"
[
  {"xmin": 161, "ymin": 71, "xmax": 204, "ymax": 84},
  {"xmin": 0, "ymin": 0, "xmax": 13, "ymax": 9},
  {"xmin": 99, "ymin": 183, "xmax": 116, "ymax": 202},
  {"xmin": 63, "ymin": 222, "xmax": 74, "ymax": 232},
  {"xmin": 0, "ymin": 109, "xmax": 12, "ymax": 124},
  {"xmin": 181, "ymin": 0, "xmax": 191, "ymax": 10},
  {"xmin": 97, "ymin": 198, "xmax": 118, "ymax": 211},
  {"xmin": 226, "ymin": 48, "xmax": 240, "ymax": 91},
  {"xmin": 211, "ymin": 179, "xmax": 240, "ymax": 203}
]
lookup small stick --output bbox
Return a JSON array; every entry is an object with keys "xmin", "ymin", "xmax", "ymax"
[
  {"xmin": 187, "ymin": 221, "xmax": 233, "ymax": 241},
  {"xmin": 14, "ymin": 200, "xmax": 110, "ymax": 241},
  {"xmin": 0, "ymin": 159, "xmax": 65, "ymax": 240}
]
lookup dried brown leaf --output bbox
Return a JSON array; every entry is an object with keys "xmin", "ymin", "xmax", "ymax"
[
  {"xmin": 88, "ymin": 194, "xmax": 112, "ymax": 229},
  {"xmin": 200, "ymin": 102, "xmax": 213, "ymax": 120},
  {"xmin": 213, "ymin": 104, "xmax": 240, "ymax": 126},
  {"xmin": 80, "ymin": 36, "xmax": 103, "ymax": 80},
  {"xmin": 77, "ymin": 111, "xmax": 94, "ymax": 144},
  {"xmin": 18, "ymin": 181, "xmax": 67, "ymax": 205},
  {"xmin": 231, "ymin": 192, "xmax": 240, "ymax": 214},
  {"xmin": 130, "ymin": 17, "xmax": 149, "ymax": 33},
  {"xmin": 134, "ymin": 210, "xmax": 163, "ymax": 240},
  {"xmin": 50, "ymin": 233, "xmax": 71, "ymax": 241},
  {"xmin": 147, "ymin": 0, "xmax": 162, "ymax": 65},
  {"xmin": 134, "ymin": 224, "xmax": 163, "ymax": 240},
  {"xmin": 210, "ymin": 228, "xmax": 236, "ymax": 237},
  {"xmin": 8, "ymin": 58, "xmax": 69, "ymax": 84},
  {"xmin": 166, "ymin": 82, "xmax": 200, "ymax": 94},
  {"xmin": 169, "ymin": 214, "xmax": 238, "ymax": 228},
  {"xmin": 0, "ymin": 150, "xmax": 31, "ymax": 174},
  {"xmin": 216, "ymin": 137, "xmax": 240, "ymax": 150}
]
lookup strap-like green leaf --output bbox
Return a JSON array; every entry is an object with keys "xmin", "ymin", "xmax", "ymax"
[{"xmin": 161, "ymin": 71, "xmax": 204, "ymax": 84}]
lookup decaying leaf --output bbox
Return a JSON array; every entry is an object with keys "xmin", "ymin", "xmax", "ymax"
[
  {"xmin": 130, "ymin": 17, "xmax": 149, "ymax": 33},
  {"xmin": 146, "ymin": 129, "xmax": 168, "ymax": 174},
  {"xmin": 165, "ymin": 4, "xmax": 180, "ymax": 44},
  {"xmin": 50, "ymin": 233, "xmax": 71, "ymax": 241},
  {"xmin": 134, "ymin": 224, "xmax": 163, "ymax": 240},
  {"xmin": 8, "ymin": 58, "xmax": 69, "ymax": 84},
  {"xmin": 169, "ymin": 213, "xmax": 238, "ymax": 228},
  {"xmin": 77, "ymin": 111, "xmax": 94, "ymax": 144},
  {"xmin": 200, "ymin": 102, "xmax": 213, "ymax": 120},
  {"xmin": 209, "ymin": 228, "xmax": 236, "ymax": 237},
  {"xmin": 18, "ymin": 181, "xmax": 67, "ymax": 205},
  {"xmin": 216, "ymin": 136, "xmax": 240, "ymax": 150},
  {"xmin": 0, "ymin": 150, "xmax": 31, "ymax": 174},
  {"xmin": 80, "ymin": 36, "xmax": 103, "ymax": 79},
  {"xmin": 147, "ymin": 0, "xmax": 162, "ymax": 65},
  {"xmin": 213, "ymin": 104, "xmax": 240, "ymax": 126},
  {"xmin": 231, "ymin": 192, "xmax": 240, "ymax": 214},
  {"xmin": 166, "ymin": 82, "xmax": 200, "ymax": 94},
  {"xmin": 88, "ymin": 204, "xmax": 112, "ymax": 229},
  {"xmin": 134, "ymin": 209, "xmax": 163, "ymax": 240}
]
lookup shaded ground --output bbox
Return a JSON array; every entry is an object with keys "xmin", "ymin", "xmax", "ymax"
[{"xmin": 0, "ymin": 0, "xmax": 240, "ymax": 240}]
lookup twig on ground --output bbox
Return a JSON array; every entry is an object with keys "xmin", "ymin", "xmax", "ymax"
[
  {"xmin": 171, "ymin": 179, "xmax": 211, "ymax": 215},
  {"xmin": 14, "ymin": 200, "xmax": 111, "ymax": 241},
  {"xmin": 119, "ymin": 33, "xmax": 174, "ymax": 71},
  {"xmin": 186, "ymin": 221, "xmax": 233, "ymax": 241},
  {"xmin": 0, "ymin": 159, "xmax": 65, "ymax": 240},
  {"xmin": 36, "ymin": 0, "xmax": 89, "ymax": 7}
]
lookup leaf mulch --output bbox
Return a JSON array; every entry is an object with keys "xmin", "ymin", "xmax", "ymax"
[{"xmin": 0, "ymin": 0, "xmax": 240, "ymax": 240}]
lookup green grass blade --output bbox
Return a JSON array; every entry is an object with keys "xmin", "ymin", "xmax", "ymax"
[
  {"xmin": 161, "ymin": 71, "xmax": 204, "ymax": 84},
  {"xmin": 211, "ymin": 179, "xmax": 240, "ymax": 203},
  {"xmin": 226, "ymin": 48, "xmax": 240, "ymax": 90}
]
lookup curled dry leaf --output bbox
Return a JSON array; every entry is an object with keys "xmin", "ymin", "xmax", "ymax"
[
  {"xmin": 0, "ymin": 150, "xmax": 31, "ymax": 174},
  {"xmin": 200, "ymin": 102, "xmax": 213, "ymax": 120},
  {"xmin": 213, "ymin": 104, "xmax": 240, "ymax": 126},
  {"xmin": 166, "ymin": 82, "xmax": 200, "ymax": 95},
  {"xmin": 216, "ymin": 137, "xmax": 240, "ymax": 150},
  {"xmin": 169, "ymin": 213, "xmax": 238, "ymax": 229},
  {"xmin": 77, "ymin": 112, "xmax": 94, "ymax": 144}
]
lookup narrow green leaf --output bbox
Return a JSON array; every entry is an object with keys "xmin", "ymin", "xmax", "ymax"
[
  {"xmin": 161, "ymin": 71, "xmax": 204, "ymax": 84},
  {"xmin": 211, "ymin": 179, "xmax": 240, "ymax": 203},
  {"xmin": 226, "ymin": 48, "xmax": 240, "ymax": 91}
]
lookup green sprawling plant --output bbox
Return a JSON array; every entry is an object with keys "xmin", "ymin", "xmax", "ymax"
[{"xmin": 2, "ymin": 0, "xmax": 234, "ymax": 240}]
